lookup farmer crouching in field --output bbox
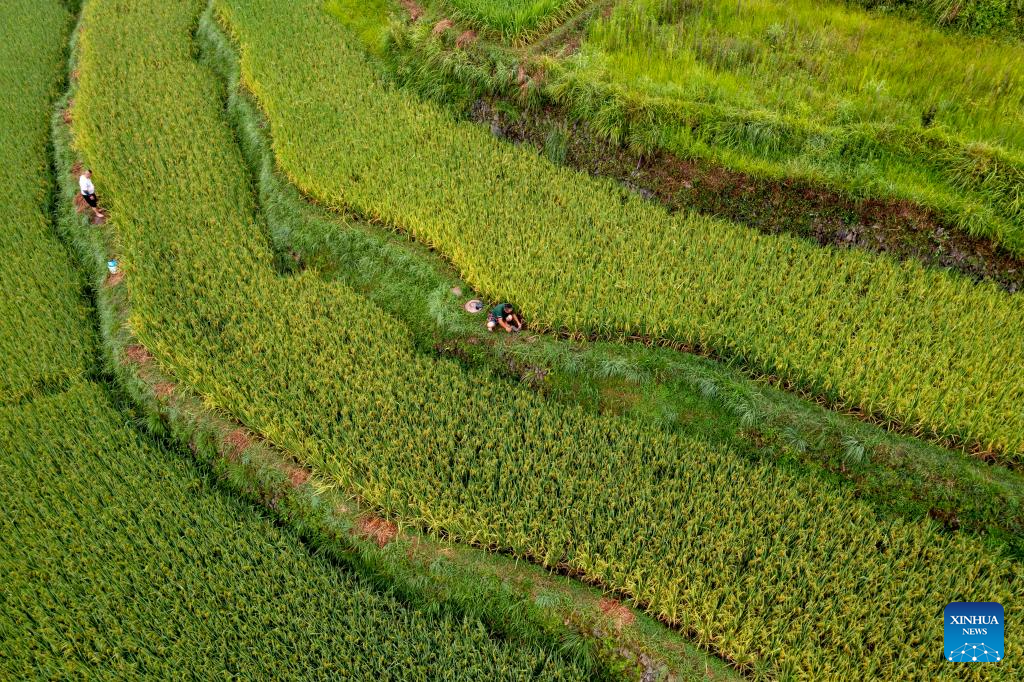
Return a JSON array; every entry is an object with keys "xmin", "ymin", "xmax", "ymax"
[
  {"xmin": 78, "ymin": 169, "xmax": 104, "ymax": 220},
  {"xmin": 487, "ymin": 302, "xmax": 523, "ymax": 333}
]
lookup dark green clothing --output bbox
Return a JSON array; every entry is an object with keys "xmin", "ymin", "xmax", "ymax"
[{"xmin": 491, "ymin": 303, "xmax": 511, "ymax": 320}]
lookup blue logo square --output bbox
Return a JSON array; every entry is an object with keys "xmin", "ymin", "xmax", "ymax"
[{"xmin": 945, "ymin": 602, "xmax": 1004, "ymax": 663}]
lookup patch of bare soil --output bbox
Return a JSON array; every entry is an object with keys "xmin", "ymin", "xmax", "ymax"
[
  {"xmin": 224, "ymin": 428, "xmax": 251, "ymax": 462},
  {"xmin": 354, "ymin": 515, "xmax": 399, "ymax": 547},
  {"xmin": 455, "ymin": 30, "xmax": 477, "ymax": 49},
  {"xmin": 105, "ymin": 270, "xmax": 124, "ymax": 287},
  {"xmin": 400, "ymin": 0, "xmax": 424, "ymax": 21},
  {"xmin": 598, "ymin": 380, "xmax": 641, "ymax": 416},
  {"xmin": 639, "ymin": 154, "xmax": 1024, "ymax": 292},
  {"xmin": 153, "ymin": 381, "xmax": 175, "ymax": 399},
  {"xmin": 62, "ymin": 100, "xmax": 73, "ymax": 125},
  {"xmin": 472, "ymin": 99, "xmax": 1024, "ymax": 292},
  {"xmin": 433, "ymin": 19, "xmax": 454, "ymax": 35},
  {"xmin": 124, "ymin": 343, "xmax": 152, "ymax": 365},
  {"xmin": 599, "ymin": 597, "xmax": 636, "ymax": 631},
  {"xmin": 559, "ymin": 38, "xmax": 581, "ymax": 58},
  {"xmin": 287, "ymin": 466, "xmax": 310, "ymax": 488}
]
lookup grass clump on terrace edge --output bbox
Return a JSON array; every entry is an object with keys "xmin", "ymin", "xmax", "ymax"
[
  {"xmin": 73, "ymin": 0, "xmax": 1024, "ymax": 676},
  {"xmin": 429, "ymin": 0, "xmax": 588, "ymax": 41},
  {"xmin": 851, "ymin": 0, "xmax": 1024, "ymax": 38}
]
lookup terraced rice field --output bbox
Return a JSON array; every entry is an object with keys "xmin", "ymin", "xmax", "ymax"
[
  {"xmin": 222, "ymin": 0, "xmax": 1024, "ymax": 456},
  {"xmin": 0, "ymin": 0, "xmax": 94, "ymax": 401},
  {"xmin": 7, "ymin": 0, "xmax": 1023, "ymax": 678},
  {"xmin": 50, "ymin": 0, "xmax": 1024, "ymax": 676}
]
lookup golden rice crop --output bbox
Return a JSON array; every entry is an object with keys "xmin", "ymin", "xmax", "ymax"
[
  {"xmin": 70, "ymin": 0, "xmax": 1023, "ymax": 677},
  {"xmin": 215, "ymin": 0, "xmax": 1024, "ymax": 457}
]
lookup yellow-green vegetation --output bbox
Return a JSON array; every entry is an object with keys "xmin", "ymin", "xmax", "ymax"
[
  {"xmin": 551, "ymin": 0, "xmax": 1024, "ymax": 251},
  {"xmin": 0, "ymin": 0, "xmax": 94, "ymax": 401},
  {"xmin": 69, "ymin": 0, "xmax": 1023, "ymax": 676},
  {"xmin": 588, "ymin": 0, "xmax": 1023, "ymax": 146},
  {"xmin": 850, "ymin": 0, "xmax": 1024, "ymax": 37},
  {"xmin": 431, "ymin": 0, "xmax": 588, "ymax": 41},
  {"xmin": 0, "ymin": 384, "xmax": 589, "ymax": 680},
  {"xmin": 223, "ymin": 0, "xmax": 1022, "ymax": 455},
  {"xmin": 205, "ymin": 12, "xmax": 1024, "ymax": 560}
]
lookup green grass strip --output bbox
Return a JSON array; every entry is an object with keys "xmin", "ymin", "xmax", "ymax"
[
  {"xmin": 551, "ymin": 0, "xmax": 1024, "ymax": 249},
  {"xmin": 432, "ymin": 0, "xmax": 589, "ymax": 41},
  {"xmin": 849, "ymin": 0, "xmax": 1024, "ymax": 38}
]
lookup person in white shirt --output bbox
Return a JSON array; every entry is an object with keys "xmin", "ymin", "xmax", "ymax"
[{"xmin": 78, "ymin": 169, "xmax": 104, "ymax": 219}]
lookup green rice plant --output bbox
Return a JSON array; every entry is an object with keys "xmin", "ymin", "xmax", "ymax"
[
  {"xmin": 548, "ymin": 0, "xmax": 1024, "ymax": 252},
  {"xmin": 0, "ymin": 384, "xmax": 589, "ymax": 680},
  {"xmin": 0, "ymin": 0, "xmax": 94, "ymax": 402},
  {"xmin": 68, "ymin": 0, "xmax": 1024, "ymax": 676},
  {"xmin": 221, "ymin": 0, "xmax": 1023, "ymax": 455}
]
